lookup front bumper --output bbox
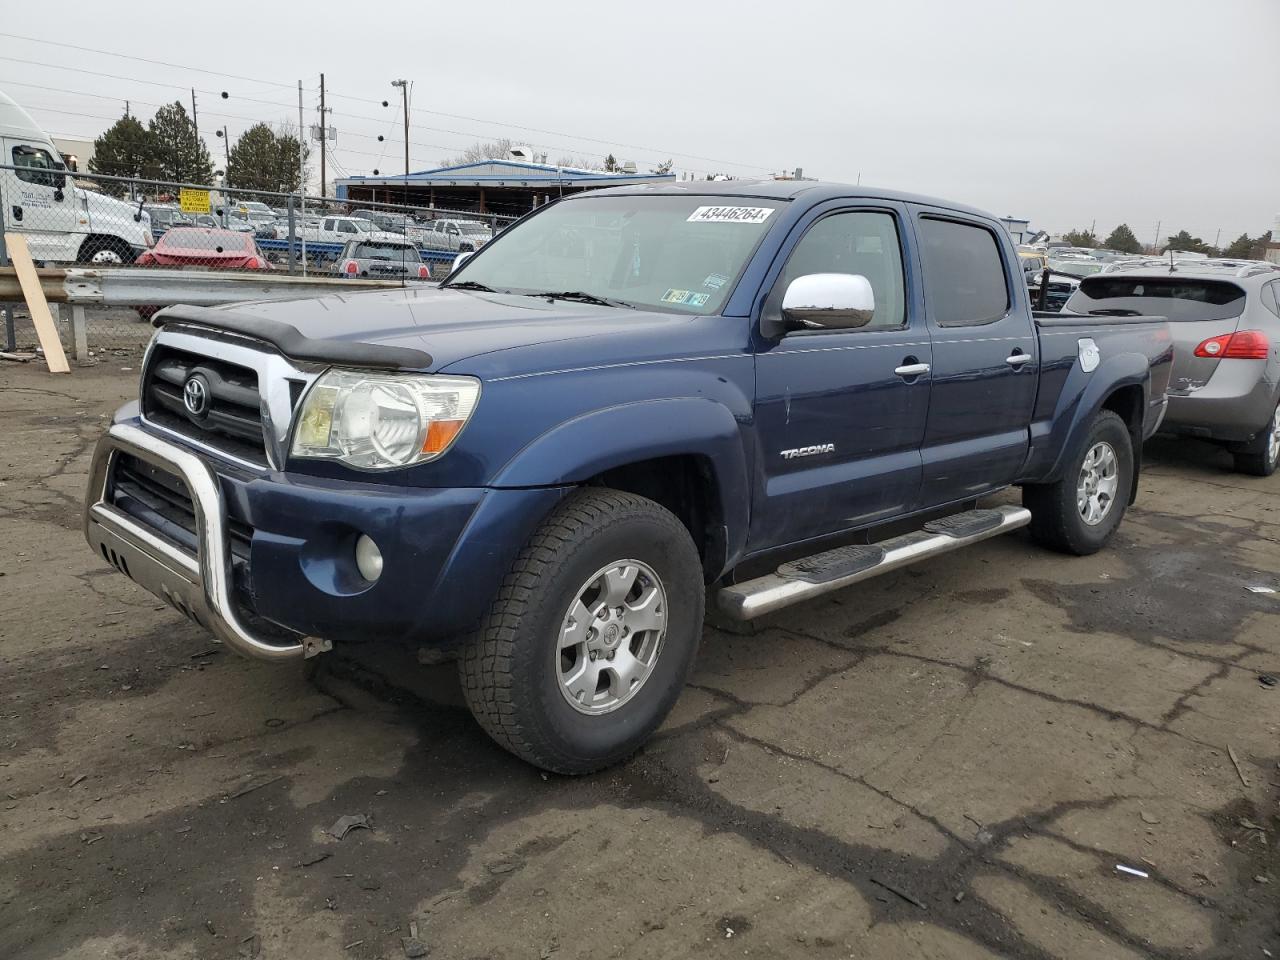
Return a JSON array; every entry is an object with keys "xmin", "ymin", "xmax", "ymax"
[
  {"xmin": 85, "ymin": 421, "xmax": 321, "ymax": 661},
  {"xmin": 84, "ymin": 419, "xmax": 567, "ymax": 661}
]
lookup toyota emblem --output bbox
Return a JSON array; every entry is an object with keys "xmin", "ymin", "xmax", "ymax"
[{"xmin": 183, "ymin": 374, "xmax": 210, "ymax": 417}]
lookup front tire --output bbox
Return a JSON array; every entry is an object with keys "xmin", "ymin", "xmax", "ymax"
[
  {"xmin": 1232, "ymin": 403, "xmax": 1280, "ymax": 477},
  {"xmin": 459, "ymin": 488, "xmax": 704, "ymax": 774},
  {"xmin": 1023, "ymin": 410, "xmax": 1133, "ymax": 556}
]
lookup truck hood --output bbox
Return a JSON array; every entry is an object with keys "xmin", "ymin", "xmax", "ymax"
[
  {"xmin": 212, "ymin": 285, "xmax": 701, "ymax": 375},
  {"xmin": 80, "ymin": 187, "xmax": 151, "ymax": 245}
]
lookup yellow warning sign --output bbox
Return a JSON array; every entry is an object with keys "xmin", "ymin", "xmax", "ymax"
[{"xmin": 179, "ymin": 188, "xmax": 211, "ymax": 214}]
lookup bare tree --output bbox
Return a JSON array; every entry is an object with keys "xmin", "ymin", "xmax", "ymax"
[{"xmin": 443, "ymin": 138, "xmax": 522, "ymax": 166}]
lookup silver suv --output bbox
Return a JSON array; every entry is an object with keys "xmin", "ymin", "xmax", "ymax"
[{"xmin": 1064, "ymin": 260, "xmax": 1280, "ymax": 475}]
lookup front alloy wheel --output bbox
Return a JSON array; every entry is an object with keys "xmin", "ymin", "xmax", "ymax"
[
  {"xmin": 558, "ymin": 560, "xmax": 667, "ymax": 715},
  {"xmin": 459, "ymin": 488, "xmax": 704, "ymax": 774}
]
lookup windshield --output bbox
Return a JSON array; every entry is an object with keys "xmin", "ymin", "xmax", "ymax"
[
  {"xmin": 448, "ymin": 195, "xmax": 780, "ymax": 313},
  {"xmin": 1048, "ymin": 258, "xmax": 1104, "ymax": 277},
  {"xmin": 1066, "ymin": 276, "xmax": 1247, "ymax": 321},
  {"xmin": 354, "ymin": 242, "xmax": 417, "ymax": 260},
  {"xmin": 458, "ymin": 222, "xmax": 490, "ymax": 236},
  {"xmin": 352, "ymin": 219, "xmax": 377, "ymax": 233}
]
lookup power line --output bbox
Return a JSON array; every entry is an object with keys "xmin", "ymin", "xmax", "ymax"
[
  {"xmin": 0, "ymin": 32, "xmax": 778, "ymax": 174},
  {"xmin": 0, "ymin": 31, "xmax": 296, "ymax": 89}
]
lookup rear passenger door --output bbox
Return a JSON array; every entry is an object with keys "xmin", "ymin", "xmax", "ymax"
[{"xmin": 911, "ymin": 210, "xmax": 1038, "ymax": 507}]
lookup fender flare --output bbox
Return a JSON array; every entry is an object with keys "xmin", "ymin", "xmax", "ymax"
[
  {"xmin": 491, "ymin": 397, "xmax": 751, "ymax": 574},
  {"xmin": 1035, "ymin": 351, "xmax": 1151, "ymax": 485}
]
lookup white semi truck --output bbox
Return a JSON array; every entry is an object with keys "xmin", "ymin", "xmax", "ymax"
[{"xmin": 0, "ymin": 89, "xmax": 153, "ymax": 264}]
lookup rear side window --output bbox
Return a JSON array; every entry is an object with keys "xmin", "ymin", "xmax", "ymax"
[
  {"xmin": 918, "ymin": 217, "xmax": 1011, "ymax": 326},
  {"xmin": 1066, "ymin": 277, "xmax": 1246, "ymax": 322},
  {"xmin": 1262, "ymin": 282, "xmax": 1280, "ymax": 319}
]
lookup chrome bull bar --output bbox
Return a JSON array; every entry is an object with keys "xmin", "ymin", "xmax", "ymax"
[{"xmin": 83, "ymin": 422, "xmax": 329, "ymax": 661}]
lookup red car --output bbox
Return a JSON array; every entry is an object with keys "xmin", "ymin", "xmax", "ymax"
[
  {"xmin": 134, "ymin": 227, "xmax": 271, "ymax": 318},
  {"xmin": 136, "ymin": 227, "xmax": 271, "ymax": 271}
]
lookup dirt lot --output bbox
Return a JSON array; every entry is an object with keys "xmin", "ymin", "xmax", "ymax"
[{"xmin": 2, "ymin": 361, "xmax": 1278, "ymax": 960}]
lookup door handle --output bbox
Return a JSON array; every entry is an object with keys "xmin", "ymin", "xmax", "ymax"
[
  {"xmin": 894, "ymin": 362, "xmax": 931, "ymax": 378},
  {"xmin": 1006, "ymin": 352, "xmax": 1032, "ymax": 367}
]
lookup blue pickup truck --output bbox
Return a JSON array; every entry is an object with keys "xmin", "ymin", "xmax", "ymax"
[{"xmin": 84, "ymin": 181, "xmax": 1172, "ymax": 773}]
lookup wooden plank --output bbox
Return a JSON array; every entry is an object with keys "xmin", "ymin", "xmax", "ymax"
[{"xmin": 3, "ymin": 234, "xmax": 69, "ymax": 373}]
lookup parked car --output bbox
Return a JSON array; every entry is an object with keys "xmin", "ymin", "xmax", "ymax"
[
  {"xmin": 144, "ymin": 205, "xmax": 192, "ymax": 240},
  {"xmin": 352, "ymin": 208, "xmax": 413, "ymax": 234},
  {"xmin": 132, "ymin": 227, "xmax": 270, "ymax": 319},
  {"xmin": 84, "ymin": 180, "xmax": 1171, "ymax": 773},
  {"xmin": 336, "ymin": 237, "xmax": 432, "ymax": 280},
  {"xmin": 302, "ymin": 215, "xmax": 402, "ymax": 245},
  {"xmin": 135, "ymin": 226, "xmax": 271, "ymax": 270},
  {"xmin": 0, "ymin": 88, "xmax": 153, "ymax": 263},
  {"xmin": 419, "ymin": 217, "xmax": 491, "ymax": 252},
  {"xmin": 1064, "ymin": 261, "xmax": 1280, "ymax": 475}
]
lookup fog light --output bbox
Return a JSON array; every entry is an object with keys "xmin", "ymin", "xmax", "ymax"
[{"xmin": 355, "ymin": 534, "xmax": 383, "ymax": 582}]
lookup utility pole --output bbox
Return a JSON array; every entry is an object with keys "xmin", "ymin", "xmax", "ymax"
[
  {"xmin": 319, "ymin": 73, "xmax": 327, "ymax": 199},
  {"xmin": 298, "ymin": 80, "xmax": 307, "ymax": 277},
  {"xmin": 1153, "ymin": 220, "xmax": 1162, "ymax": 253},
  {"xmin": 391, "ymin": 79, "xmax": 410, "ymax": 204},
  {"xmin": 190, "ymin": 88, "xmax": 199, "ymax": 144},
  {"xmin": 1213, "ymin": 227, "xmax": 1221, "ymax": 251}
]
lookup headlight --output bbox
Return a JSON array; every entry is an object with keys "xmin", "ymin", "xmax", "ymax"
[{"xmin": 291, "ymin": 369, "xmax": 480, "ymax": 469}]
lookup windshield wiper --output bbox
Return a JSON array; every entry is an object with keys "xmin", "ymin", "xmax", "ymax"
[
  {"xmin": 525, "ymin": 290, "xmax": 635, "ymax": 309},
  {"xmin": 446, "ymin": 280, "xmax": 496, "ymax": 292},
  {"xmin": 1089, "ymin": 308, "xmax": 1143, "ymax": 317}
]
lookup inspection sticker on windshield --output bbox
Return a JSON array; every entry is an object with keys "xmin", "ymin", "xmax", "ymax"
[
  {"xmin": 662, "ymin": 289, "xmax": 710, "ymax": 307},
  {"xmin": 687, "ymin": 206, "xmax": 774, "ymax": 225}
]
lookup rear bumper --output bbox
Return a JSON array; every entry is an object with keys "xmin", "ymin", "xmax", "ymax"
[
  {"xmin": 84, "ymin": 417, "xmax": 567, "ymax": 660},
  {"xmin": 1162, "ymin": 364, "xmax": 1278, "ymax": 443}
]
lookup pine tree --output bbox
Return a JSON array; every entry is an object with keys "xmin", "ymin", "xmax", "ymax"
[
  {"xmin": 1062, "ymin": 228, "xmax": 1100, "ymax": 247},
  {"xmin": 148, "ymin": 102, "xmax": 214, "ymax": 185},
  {"xmin": 1163, "ymin": 230, "xmax": 1213, "ymax": 255},
  {"xmin": 226, "ymin": 123, "xmax": 309, "ymax": 193},
  {"xmin": 1222, "ymin": 232, "xmax": 1254, "ymax": 259},
  {"xmin": 1102, "ymin": 223, "xmax": 1141, "ymax": 254},
  {"xmin": 88, "ymin": 113, "xmax": 154, "ymax": 196}
]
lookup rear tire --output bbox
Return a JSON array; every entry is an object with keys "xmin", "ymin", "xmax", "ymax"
[
  {"xmin": 1023, "ymin": 410, "xmax": 1133, "ymax": 556},
  {"xmin": 1232, "ymin": 403, "xmax": 1280, "ymax": 477},
  {"xmin": 459, "ymin": 488, "xmax": 704, "ymax": 774}
]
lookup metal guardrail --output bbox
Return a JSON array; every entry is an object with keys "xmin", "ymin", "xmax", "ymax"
[
  {"xmin": 0, "ymin": 266, "xmax": 410, "ymax": 306},
  {"xmin": 255, "ymin": 238, "xmax": 461, "ymax": 265}
]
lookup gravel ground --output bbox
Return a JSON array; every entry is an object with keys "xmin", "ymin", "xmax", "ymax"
[{"xmin": 1, "ymin": 362, "xmax": 1278, "ymax": 960}]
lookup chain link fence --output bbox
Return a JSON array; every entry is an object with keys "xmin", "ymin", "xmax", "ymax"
[{"xmin": 0, "ymin": 162, "xmax": 517, "ymax": 360}]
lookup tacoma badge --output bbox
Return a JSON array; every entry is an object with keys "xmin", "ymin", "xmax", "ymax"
[{"xmin": 781, "ymin": 443, "xmax": 836, "ymax": 460}]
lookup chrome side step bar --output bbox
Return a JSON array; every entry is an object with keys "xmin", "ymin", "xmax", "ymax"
[{"xmin": 716, "ymin": 505, "xmax": 1031, "ymax": 620}]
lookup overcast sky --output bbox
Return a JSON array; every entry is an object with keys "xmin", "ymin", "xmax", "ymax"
[{"xmin": 4, "ymin": 0, "xmax": 1277, "ymax": 244}]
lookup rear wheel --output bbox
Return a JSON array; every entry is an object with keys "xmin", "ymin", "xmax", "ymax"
[
  {"xmin": 1024, "ymin": 410, "xmax": 1133, "ymax": 555},
  {"xmin": 459, "ymin": 488, "xmax": 704, "ymax": 774},
  {"xmin": 1232, "ymin": 403, "xmax": 1280, "ymax": 477}
]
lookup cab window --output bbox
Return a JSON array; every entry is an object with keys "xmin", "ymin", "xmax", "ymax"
[
  {"xmin": 12, "ymin": 145, "xmax": 64, "ymax": 188},
  {"xmin": 777, "ymin": 210, "xmax": 907, "ymax": 330}
]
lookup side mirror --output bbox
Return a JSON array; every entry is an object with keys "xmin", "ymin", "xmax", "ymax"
[
  {"xmin": 453, "ymin": 251, "xmax": 473, "ymax": 270},
  {"xmin": 781, "ymin": 273, "xmax": 875, "ymax": 329}
]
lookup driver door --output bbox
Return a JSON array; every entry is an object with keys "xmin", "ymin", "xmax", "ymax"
[
  {"xmin": 4, "ymin": 142, "xmax": 77, "ymax": 262},
  {"xmin": 750, "ymin": 204, "xmax": 932, "ymax": 551}
]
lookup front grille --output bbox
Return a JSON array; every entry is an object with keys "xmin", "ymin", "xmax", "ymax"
[
  {"xmin": 143, "ymin": 346, "xmax": 268, "ymax": 465},
  {"xmin": 109, "ymin": 453, "xmax": 252, "ymax": 562}
]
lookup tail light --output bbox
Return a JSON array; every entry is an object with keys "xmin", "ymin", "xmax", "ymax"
[
  {"xmin": 136, "ymin": 251, "xmax": 154, "ymax": 266},
  {"xmin": 343, "ymin": 260, "xmax": 359, "ymax": 275},
  {"xmin": 245, "ymin": 256, "xmax": 262, "ymax": 269},
  {"xmin": 417, "ymin": 264, "xmax": 430, "ymax": 278},
  {"xmin": 1194, "ymin": 330, "xmax": 1269, "ymax": 359}
]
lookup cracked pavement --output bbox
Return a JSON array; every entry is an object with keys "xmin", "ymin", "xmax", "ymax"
[{"xmin": 1, "ymin": 362, "xmax": 1278, "ymax": 960}]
